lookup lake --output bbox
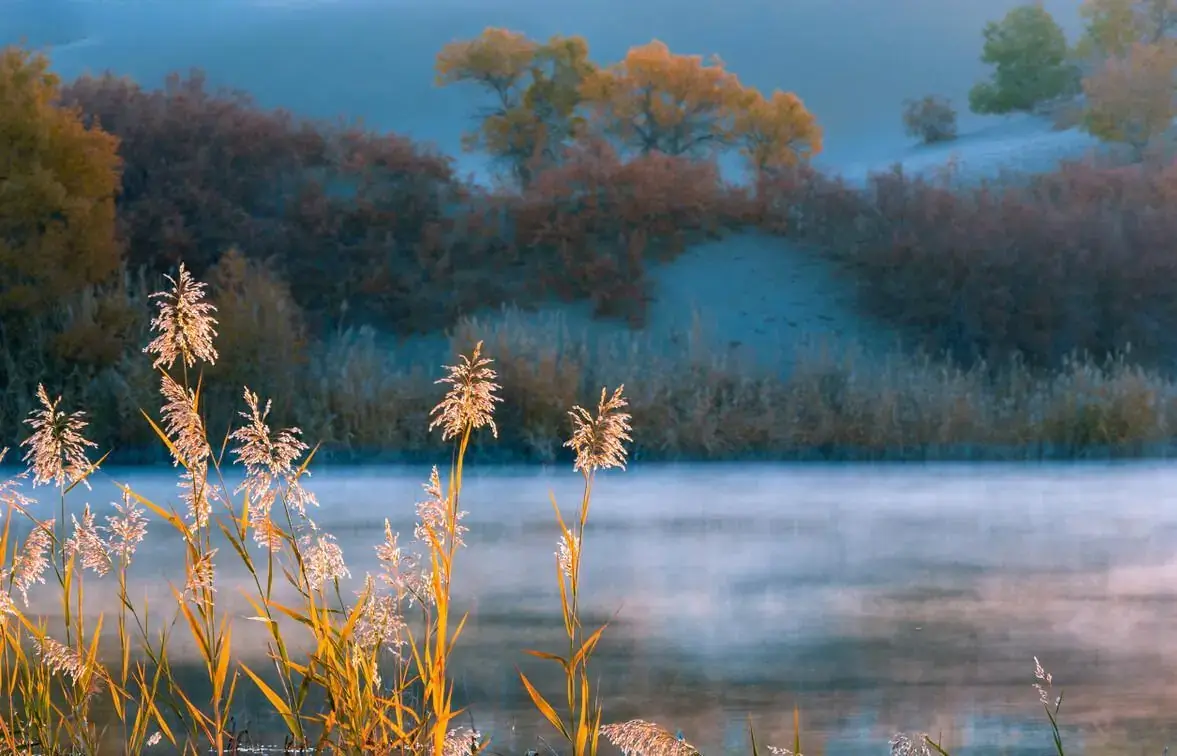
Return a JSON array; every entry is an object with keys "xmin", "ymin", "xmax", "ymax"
[{"xmin": 8, "ymin": 461, "xmax": 1177, "ymax": 753}]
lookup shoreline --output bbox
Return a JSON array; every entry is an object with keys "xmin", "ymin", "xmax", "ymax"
[{"xmin": 6, "ymin": 440, "xmax": 1175, "ymax": 471}]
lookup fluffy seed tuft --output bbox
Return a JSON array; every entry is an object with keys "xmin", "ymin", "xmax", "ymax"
[
  {"xmin": 566, "ymin": 385, "xmax": 633, "ymax": 474},
  {"xmin": 65, "ymin": 504, "xmax": 112, "ymax": 576},
  {"xmin": 144, "ymin": 263, "xmax": 219, "ymax": 370},
  {"xmin": 429, "ymin": 341, "xmax": 502, "ymax": 441},
  {"xmin": 21, "ymin": 385, "xmax": 98, "ymax": 488},
  {"xmin": 599, "ymin": 720, "xmax": 699, "ymax": 756}
]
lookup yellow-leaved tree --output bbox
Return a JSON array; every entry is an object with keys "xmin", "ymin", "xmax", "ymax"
[
  {"xmin": 436, "ymin": 28, "xmax": 596, "ymax": 186},
  {"xmin": 578, "ymin": 40, "xmax": 821, "ymax": 173},
  {"xmin": 1078, "ymin": 0, "xmax": 1177, "ymax": 60},
  {"xmin": 1082, "ymin": 40, "xmax": 1177, "ymax": 156},
  {"xmin": 0, "ymin": 46, "xmax": 122, "ymax": 318}
]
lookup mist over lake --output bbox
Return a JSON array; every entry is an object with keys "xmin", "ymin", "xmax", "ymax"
[{"xmin": 7, "ymin": 1, "xmax": 1177, "ymax": 752}]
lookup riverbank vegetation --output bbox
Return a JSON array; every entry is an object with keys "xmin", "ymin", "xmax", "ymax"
[
  {"xmin": 6, "ymin": 0, "xmax": 1177, "ymax": 463},
  {"xmin": 0, "ymin": 265, "xmax": 1084, "ymax": 755}
]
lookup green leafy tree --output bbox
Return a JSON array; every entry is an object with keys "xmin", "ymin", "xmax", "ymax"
[
  {"xmin": 968, "ymin": 4, "xmax": 1080, "ymax": 114},
  {"xmin": 436, "ymin": 29, "xmax": 597, "ymax": 186},
  {"xmin": 0, "ymin": 46, "xmax": 122, "ymax": 318}
]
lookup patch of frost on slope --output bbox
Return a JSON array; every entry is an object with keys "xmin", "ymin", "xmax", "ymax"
[
  {"xmin": 832, "ymin": 115, "xmax": 1115, "ymax": 188},
  {"xmin": 391, "ymin": 232, "xmax": 897, "ymax": 380},
  {"xmin": 405, "ymin": 119, "xmax": 1141, "ymax": 378}
]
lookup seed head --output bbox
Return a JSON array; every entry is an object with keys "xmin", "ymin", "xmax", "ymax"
[
  {"xmin": 557, "ymin": 533, "xmax": 578, "ymax": 580},
  {"xmin": 0, "ymin": 449, "xmax": 33, "ymax": 515},
  {"xmin": 303, "ymin": 533, "xmax": 349, "ymax": 589},
  {"xmin": 429, "ymin": 341, "xmax": 502, "ymax": 441},
  {"xmin": 415, "ymin": 466, "xmax": 467, "ymax": 551},
  {"xmin": 65, "ymin": 504, "xmax": 112, "ymax": 577},
  {"xmin": 230, "ymin": 388, "xmax": 316, "ymax": 523},
  {"xmin": 0, "ymin": 585, "xmax": 15, "ymax": 618},
  {"xmin": 354, "ymin": 574, "xmax": 408, "ymax": 655},
  {"xmin": 12, "ymin": 520, "xmax": 53, "ymax": 606},
  {"xmin": 36, "ymin": 636, "xmax": 93, "ymax": 689},
  {"xmin": 159, "ymin": 374, "xmax": 210, "ymax": 468},
  {"xmin": 889, "ymin": 733, "xmax": 932, "ymax": 756},
  {"xmin": 599, "ymin": 720, "xmax": 698, "ymax": 756},
  {"xmin": 439, "ymin": 727, "xmax": 482, "ymax": 756},
  {"xmin": 21, "ymin": 385, "xmax": 98, "ymax": 488},
  {"xmin": 144, "ymin": 263, "xmax": 218, "ymax": 370},
  {"xmin": 104, "ymin": 493, "xmax": 148, "ymax": 563},
  {"xmin": 185, "ymin": 548, "xmax": 218, "ymax": 601},
  {"xmin": 1033, "ymin": 655, "xmax": 1061, "ymax": 710},
  {"xmin": 566, "ymin": 385, "xmax": 632, "ymax": 474}
]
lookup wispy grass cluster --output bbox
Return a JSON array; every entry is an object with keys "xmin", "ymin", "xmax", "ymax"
[
  {"xmin": 7, "ymin": 271, "xmax": 1177, "ymax": 465},
  {"xmin": 0, "ymin": 263, "xmax": 1117, "ymax": 755}
]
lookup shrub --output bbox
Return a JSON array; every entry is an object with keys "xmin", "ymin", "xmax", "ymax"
[
  {"xmin": 758, "ymin": 156, "xmax": 1177, "ymax": 370},
  {"xmin": 508, "ymin": 139, "xmax": 742, "ymax": 325},
  {"xmin": 968, "ymin": 4, "xmax": 1080, "ymax": 115},
  {"xmin": 60, "ymin": 69, "xmax": 511, "ymax": 335},
  {"xmin": 901, "ymin": 95, "xmax": 959, "ymax": 144}
]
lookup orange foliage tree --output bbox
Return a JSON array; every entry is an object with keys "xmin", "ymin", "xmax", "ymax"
[
  {"xmin": 579, "ymin": 40, "xmax": 821, "ymax": 172},
  {"xmin": 1078, "ymin": 0, "xmax": 1177, "ymax": 60},
  {"xmin": 436, "ymin": 28, "xmax": 597, "ymax": 186},
  {"xmin": 0, "ymin": 46, "xmax": 122, "ymax": 318},
  {"xmin": 1083, "ymin": 40, "xmax": 1177, "ymax": 156}
]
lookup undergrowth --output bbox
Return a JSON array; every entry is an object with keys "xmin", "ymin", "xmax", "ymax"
[{"xmin": 0, "ymin": 263, "xmax": 1134, "ymax": 756}]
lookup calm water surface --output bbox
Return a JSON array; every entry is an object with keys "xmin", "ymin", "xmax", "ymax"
[{"xmin": 11, "ymin": 462, "xmax": 1177, "ymax": 754}]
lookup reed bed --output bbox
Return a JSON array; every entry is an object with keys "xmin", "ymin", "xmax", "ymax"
[
  {"xmin": 4, "ymin": 262, "xmax": 1177, "ymax": 464},
  {"xmin": 0, "ymin": 264, "xmax": 1130, "ymax": 755}
]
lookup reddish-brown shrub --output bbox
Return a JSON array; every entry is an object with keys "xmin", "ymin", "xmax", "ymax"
[
  {"xmin": 60, "ymin": 70, "xmax": 518, "ymax": 334},
  {"xmin": 507, "ymin": 139, "xmax": 743, "ymax": 324},
  {"xmin": 757, "ymin": 156, "xmax": 1177, "ymax": 368}
]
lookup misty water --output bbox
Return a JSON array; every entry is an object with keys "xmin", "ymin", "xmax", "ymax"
[
  {"xmin": 8, "ymin": 462, "xmax": 1177, "ymax": 753},
  {"xmin": 6, "ymin": 0, "xmax": 1177, "ymax": 752}
]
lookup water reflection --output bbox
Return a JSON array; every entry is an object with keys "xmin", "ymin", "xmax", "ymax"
[{"xmin": 7, "ymin": 461, "xmax": 1177, "ymax": 753}]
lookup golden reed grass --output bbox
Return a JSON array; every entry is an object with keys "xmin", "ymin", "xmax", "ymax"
[{"xmin": 0, "ymin": 261, "xmax": 1105, "ymax": 755}]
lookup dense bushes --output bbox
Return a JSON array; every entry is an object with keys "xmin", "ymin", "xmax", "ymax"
[
  {"xmin": 60, "ymin": 70, "xmax": 505, "ymax": 334},
  {"xmin": 58, "ymin": 68, "xmax": 749, "ymax": 336},
  {"xmin": 11, "ymin": 39, "xmax": 1177, "ymax": 458},
  {"xmin": 760, "ymin": 156, "xmax": 1177, "ymax": 368}
]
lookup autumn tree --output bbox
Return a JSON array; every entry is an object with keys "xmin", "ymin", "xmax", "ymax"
[
  {"xmin": 0, "ymin": 46, "xmax": 122, "ymax": 318},
  {"xmin": 436, "ymin": 28, "xmax": 596, "ymax": 186},
  {"xmin": 734, "ymin": 89, "xmax": 823, "ymax": 172},
  {"xmin": 1077, "ymin": 0, "xmax": 1177, "ymax": 60},
  {"xmin": 1082, "ymin": 40, "xmax": 1177, "ymax": 156},
  {"xmin": 579, "ymin": 40, "xmax": 821, "ymax": 171},
  {"xmin": 968, "ymin": 4, "xmax": 1080, "ymax": 114}
]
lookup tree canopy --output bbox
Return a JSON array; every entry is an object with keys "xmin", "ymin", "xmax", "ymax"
[
  {"xmin": 439, "ymin": 33, "xmax": 821, "ymax": 182},
  {"xmin": 1078, "ymin": 0, "xmax": 1177, "ymax": 59},
  {"xmin": 968, "ymin": 4, "xmax": 1079, "ymax": 114},
  {"xmin": 1082, "ymin": 40, "xmax": 1177, "ymax": 155},
  {"xmin": 436, "ymin": 28, "xmax": 596, "ymax": 186},
  {"xmin": 0, "ymin": 46, "xmax": 122, "ymax": 318},
  {"xmin": 580, "ymin": 40, "xmax": 821, "ymax": 170}
]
